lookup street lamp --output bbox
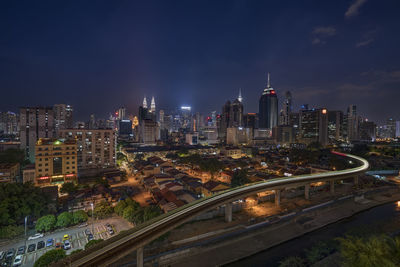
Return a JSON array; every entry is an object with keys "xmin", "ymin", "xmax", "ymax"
[
  {"xmin": 24, "ymin": 215, "xmax": 29, "ymax": 248},
  {"xmin": 91, "ymin": 203, "xmax": 94, "ymax": 236}
]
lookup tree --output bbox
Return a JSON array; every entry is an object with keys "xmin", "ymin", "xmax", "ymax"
[
  {"xmin": 338, "ymin": 235, "xmax": 400, "ymax": 267},
  {"xmin": 122, "ymin": 205, "xmax": 136, "ymax": 222},
  {"xmin": 93, "ymin": 201, "xmax": 113, "ymax": 219},
  {"xmin": 114, "ymin": 201, "xmax": 128, "ymax": 217},
  {"xmin": 279, "ymin": 256, "xmax": 306, "ymax": 267},
  {"xmin": 231, "ymin": 169, "xmax": 249, "ymax": 187},
  {"xmin": 85, "ymin": 239, "xmax": 103, "ymax": 249},
  {"xmin": 36, "ymin": 215, "xmax": 56, "ymax": 232},
  {"xmin": 143, "ymin": 206, "xmax": 161, "ymax": 221},
  {"xmin": 34, "ymin": 249, "xmax": 66, "ymax": 267},
  {"xmin": 0, "ymin": 225, "xmax": 24, "ymax": 239},
  {"xmin": 72, "ymin": 210, "xmax": 88, "ymax": 224},
  {"xmin": 60, "ymin": 182, "xmax": 77, "ymax": 195},
  {"xmin": 56, "ymin": 212, "xmax": 74, "ymax": 228}
]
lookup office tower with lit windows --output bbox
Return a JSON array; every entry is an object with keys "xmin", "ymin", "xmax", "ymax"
[
  {"xmin": 346, "ymin": 105, "xmax": 359, "ymax": 141},
  {"xmin": 259, "ymin": 73, "xmax": 278, "ymax": 129},
  {"xmin": 299, "ymin": 108, "xmax": 328, "ymax": 146},
  {"xmin": 280, "ymin": 91, "xmax": 292, "ymax": 125},
  {"xmin": 19, "ymin": 107, "xmax": 54, "ymax": 162},
  {"xmin": 328, "ymin": 110, "xmax": 343, "ymax": 141},
  {"xmin": 0, "ymin": 111, "xmax": 18, "ymax": 135},
  {"xmin": 53, "ymin": 104, "xmax": 73, "ymax": 132}
]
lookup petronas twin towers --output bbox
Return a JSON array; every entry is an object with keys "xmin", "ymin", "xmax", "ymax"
[{"xmin": 143, "ymin": 96, "xmax": 156, "ymax": 113}]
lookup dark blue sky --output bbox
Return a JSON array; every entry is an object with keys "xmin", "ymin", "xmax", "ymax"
[{"xmin": 1, "ymin": 0, "xmax": 399, "ymax": 123}]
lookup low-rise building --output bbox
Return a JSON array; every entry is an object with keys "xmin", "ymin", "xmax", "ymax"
[
  {"xmin": 0, "ymin": 163, "xmax": 20, "ymax": 183},
  {"xmin": 23, "ymin": 164, "xmax": 35, "ymax": 183},
  {"xmin": 202, "ymin": 180, "xmax": 230, "ymax": 197}
]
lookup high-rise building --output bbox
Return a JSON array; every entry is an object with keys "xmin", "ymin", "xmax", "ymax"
[
  {"xmin": 238, "ymin": 88, "xmax": 243, "ymax": 103},
  {"xmin": 139, "ymin": 119, "xmax": 158, "ymax": 144},
  {"xmin": 259, "ymin": 73, "xmax": 278, "ymax": 129},
  {"xmin": 386, "ymin": 118, "xmax": 396, "ymax": 138},
  {"xmin": 117, "ymin": 107, "xmax": 126, "ymax": 120},
  {"xmin": 328, "ymin": 111, "xmax": 343, "ymax": 142},
  {"xmin": 243, "ymin": 113, "xmax": 257, "ymax": 129},
  {"xmin": 359, "ymin": 120, "xmax": 376, "ymax": 141},
  {"xmin": 281, "ymin": 91, "xmax": 292, "ymax": 125},
  {"xmin": 53, "ymin": 104, "xmax": 73, "ymax": 132},
  {"xmin": 346, "ymin": 105, "xmax": 359, "ymax": 141},
  {"xmin": 59, "ymin": 129, "xmax": 116, "ymax": 169},
  {"xmin": 35, "ymin": 138, "xmax": 77, "ymax": 187},
  {"xmin": 150, "ymin": 96, "xmax": 156, "ymax": 113},
  {"xmin": 299, "ymin": 108, "xmax": 328, "ymax": 146},
  {"xmin": 229, "ymin": 99, "xmax": 243, "ymax": 127},
  {"xmin": 0, "ymin": 111, "xmax": 18, "ymax": 135},
  {"xmin": 19, "ymin": 107, "xmax": 54, "ymax": 162},
  {"xmin": 89, "ymin": 114, "xmax": 96, "ymax": 129},
  {"xmin": 143, "ymin": 96, "xmax": 148, "ymax": 109},
  {"xmin": 273, "ymin": 125, "xmax": 295, "ymax": 145}
]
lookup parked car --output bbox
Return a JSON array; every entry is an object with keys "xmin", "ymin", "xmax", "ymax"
[
  {"xmin": 108, "ymin": 228, "xmax": 114, "ymax": 235},
  {"xmin": 12, "ymin": 255, "xmax": 22, "ymax": 267},
  {"xmin": 27, "ymin": 244, "xmax": 36, "ymax": 253},
  {"xmin": 5, "ymin": 249, "xmax": 15, "ymax": 260},
  {"xmin": 0, "ymin": 251, "xmax": 5, "ymax": 260},
  {"xmin": 28, "ymin": 233, "xmax": 43, "ymax": 240},
  {"xmin": 62, "ymin": 234, "xmax": 70, "ymax": 241},
  {"xmin": 37, "ymin": 241, "xmax": 45, "ymax": 250},
  {"xmin": 16, "ymin": 246, "xmax": 25, "ymax": 255},
  {"xmin": 87, "ymin": 234, "xmax": 94, "ymax": 241},
  {"xmin": 46, "ymin": 239, "xmax": 54, "ymax": 247},
  {"xmin": 85, "ymin": 229, "xmax": 91, "ymax": 235},
  {"xmin": 63, "ymin": 240, "xmax": 71, "ymax": 250},
  {"xmin": 55, "ymin": 243, "xmax": 63, "ymax": 250}
]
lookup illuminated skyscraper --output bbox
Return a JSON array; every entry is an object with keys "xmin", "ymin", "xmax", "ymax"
[
  {"xmin": 143, "ymin": 96, "xmax": 148, "ymax": 109},
  {"xmin": 281, "ymin": 91, "xmax": 292, "ymax": 125},
  {"xmin": 150, "ymin": 96, "xmax": 156, "ymax": 113},
  {"xmin": 259, "ymin": 73, "xmax": 278, "ymax": 129},
  {"xmin": 238, "ymin": 88, "xmax": 243, "ymax": 103}
]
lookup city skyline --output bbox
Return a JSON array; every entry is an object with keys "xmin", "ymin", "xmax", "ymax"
[{"xmin": 1, "ymin": 1, "xmax": 399, "ymax": 123}]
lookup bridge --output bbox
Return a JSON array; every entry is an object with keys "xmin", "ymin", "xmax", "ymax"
[{"xmin": 61, "ymin": 152, "xmax": 369, "ymax": 267}]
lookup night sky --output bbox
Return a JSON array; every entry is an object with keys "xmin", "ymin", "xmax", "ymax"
[{"xmin": 1, "ymin": 0, "xmax": 399, "ymax": 123}]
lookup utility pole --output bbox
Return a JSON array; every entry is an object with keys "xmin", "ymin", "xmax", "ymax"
[{"xmin": 91, "ymin": 203, "xmax": 94, "ymax": 235}]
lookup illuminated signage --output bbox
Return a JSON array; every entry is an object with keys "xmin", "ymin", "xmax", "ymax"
[{"xmin": 181, "ymin": 106, "xmax": 191, "ymax": 111}]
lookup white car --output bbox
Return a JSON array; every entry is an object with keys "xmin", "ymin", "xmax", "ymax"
[
  {"xmin": 28, "ymin": 233, "xmax": 44, "ymax": 240},
  {"xmin": 13, "ymin": 255, "xmax": 23, "ymax": 266},
  {"xmin": 63, "ymin": 240, "xmax": 71, "ymax": 250}
]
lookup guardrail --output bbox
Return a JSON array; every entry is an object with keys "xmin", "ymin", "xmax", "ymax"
[{"xmin": 60, "ymin": 152, "xmax": 369, "ymax": 267}]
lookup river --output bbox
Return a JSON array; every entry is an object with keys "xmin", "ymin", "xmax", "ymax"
[{"xmin": 226, "ymin": 200, "xmax": 400, "ymax": 267}]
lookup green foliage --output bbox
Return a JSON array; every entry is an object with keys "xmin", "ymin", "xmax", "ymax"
[
  {"xmin": 56, "ymin": 212, "xmax": 74, "ymax": 228},
  {"xmin": 60, "ymin": 182, "xmax": 77, "ymax": 194},
  {"xmin": 117, "ymin": 198, "xmax": 161, "ymax": 225},
  {"xmin": 34, "ymin": 249, "xmax": 66, "ymax": 267},
  {"xmin": 0, "ymin": 182, "xmax": 52, "ymax": 227},
  {"xmin": 279, "ymin": 256, "xmax": 306, "ymax": 267},
  {"xmin": 143, "ymin": 205, "xmax": 161, "ymax": 222},
  {"xmin": 230, "ymin": 169, "xmax": 249, "ymax": 187},
  {"xmin": 179, "ymin": 154, "xmax": 224, "ymax": 177},
  {"xmin": 72, "ymin": 210, "xmax": 88, "ymax": 224},
  {"xmin": 0, "ymin": 225, "xmax": 24, "ymax": 239},
  {"xmin": 305, "ymin": 241, "xmax": 337, "ymax": 264},
  {"xmin": 35, "ymin": 215, "xmax": 56, "ymax": 232},
  {"xmin": 338, "ymin": 235, "xmax": 400, "ymax": 267},
  {"xmin": 93, "ymin": 201, "xmax": 113, "ymax": 219},
  {"xmin": 85, "ymin": 239, "xmax": 103, "ymax": 249},
  {"xmin": 114, "ymin": 200, "xmax": 128, "ymax": 216},
  {"xmin": 70, "ymin": 249, "xmax": 83, "ymax": 255},
  {"xmin": 95, "ymin": 177, "xmax": 110, "ymax": 188}
]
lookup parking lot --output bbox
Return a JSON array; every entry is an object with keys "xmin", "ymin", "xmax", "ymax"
[{"xmin": 0, "ymin": 217, "xmax": 131, "ymax": 267}]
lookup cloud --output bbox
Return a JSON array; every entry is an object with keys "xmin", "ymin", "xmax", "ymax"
[
  {"xmin": 355, "ymin": 38, "xmax": 374, "ymax": 47},
  {"xmin": 311, "ymin": 26, "xmax": 336, "ymax": 45},
  {"xmin": 345, "ymin": 0, "xmax": 368, "ymax": 18},
  {"xmin": 361, "ymin": 70, "xmax": 400, "ymax": 82},
  {"xmin": 355, "ymin": 29, "xmax": 377, "ymax": 48}
]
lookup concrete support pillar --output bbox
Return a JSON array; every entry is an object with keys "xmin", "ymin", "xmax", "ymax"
[
  {"xmin": 137, "ymin": 247, "xmax": 144, "ymax": 267},
  {"xmin": 305, "ymin": 184, "xmax": 310, "ymax": 200},
  {"xmin": 330, "ymin": 180, "xmax": 335, "ymax": 194},
  {"xmin": 354, "ymin": 175, "xmax": 359, "ymax": 186},
  {"xmin": 225, "ymin": 202, "xmax": 232, "ymax": 223},
  {"xmin": 274, "ymin": 189, "xmax": 281, "ymax": 206}
]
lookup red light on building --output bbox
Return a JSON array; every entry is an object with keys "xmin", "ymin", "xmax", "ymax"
[
  {"xmin": 38, "ymin": 176, "xmax": 49, "ymax": 180},
  {"xmin": 65, "ymin": 174, "xmax": 75, "ymax": 177},
  {"xmin": 271, "ymin": 90, "xmax": 276, "ymax": 94}
]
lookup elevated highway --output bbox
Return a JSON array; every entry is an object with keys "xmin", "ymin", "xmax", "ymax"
[{"xmin": 62, "ymin": 152, "xmax": 369, "ymax": 267}]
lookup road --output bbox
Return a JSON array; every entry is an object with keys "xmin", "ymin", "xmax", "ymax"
[{"xmin": 0, "ymin": 217, "xmax": 131, "ymax": 267}]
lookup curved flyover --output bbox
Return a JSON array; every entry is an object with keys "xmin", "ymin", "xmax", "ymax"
[{"xmin": 65, "ymin": 152, "xmax": 369, "ymax": 267}]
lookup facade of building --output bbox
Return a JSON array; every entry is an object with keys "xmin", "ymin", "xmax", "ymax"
[
  {"xmin": 328, "ymin": 110, "xmax": 343, "ymax": 142},
  {"xmin": 23, "ymin": 164, "xmax": 35, "ymax": 183},
  {"xmin": 281, "ymin": 91, "xmax": 292, "ymax": 126},
  {"xmin": 226, "ymin": 127, "xmax": 253, "ymax": 146},
  {"xmin": 19, "ymin": 107, "xmax": 54, "ymax": 162},
  {"xmin": 140, "ymin": 120, "xmax": 158, "ymax": 145},
  {"xmin": 59, "ymin": 129, "xmax": 116, "ymax": 169},
  {"xmin": 34, "ymin": 138, "xmax": 77, "ymax": 187},
  {"xmin": 259, "ymin": 73, "xmax": 278, "ymax": 129},
  {"xmin": 272, "ymin": 125, "xmax": 295, "ymax": 145},
  {"xmin": 346, "ymin": 105, "xmax": 359, "ymax": 141},
  {"xmin": 0, "ymin": 163, "xmax": 20, "ymax": 183},
  {"xmin": 0, "ymin": 111, "xmax": 18, "ymax": 135},
  {"xmin": 53, "ymin": 104, "xmax": 73, "ymax": 132},
  {"xmin": 359, "ymin": 120, "xmax": 376, "ymax": 141},
  {"xmin": 299, "ymin": 108, "xmax": 328, "ymax": 146}
]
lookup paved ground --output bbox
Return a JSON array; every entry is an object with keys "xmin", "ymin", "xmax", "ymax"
[{"xmin": 0, "ymin": 217, "xmax": 131, "ymax": 267}]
